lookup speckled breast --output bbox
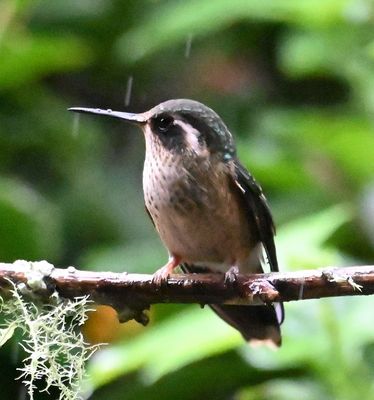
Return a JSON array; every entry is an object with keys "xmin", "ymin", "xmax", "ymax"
[{"xmin": 142, "ymin": 150, "xmax": 254, "ymax": 271}]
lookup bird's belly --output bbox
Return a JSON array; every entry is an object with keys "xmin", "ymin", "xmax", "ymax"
[
  {"xmin": 143, "ymin": 155, "xmax": 256, "ymax": 272},
  {"xmin": 148, "ymin": 192, "xmax": 253, "ymax": 272}
]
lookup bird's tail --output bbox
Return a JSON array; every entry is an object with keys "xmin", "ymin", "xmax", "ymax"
[
  {"xmin": 181, "ymin": 263, "xmax": 283, "ymax": 347},
  {"xmin": 209, "ymin": 303, "xmax": 282, "ymax": 347}
]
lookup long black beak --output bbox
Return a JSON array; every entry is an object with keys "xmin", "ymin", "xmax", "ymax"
[{"xmin": 68, "ymin": 107, "xmax": 146, "ymax": 124}]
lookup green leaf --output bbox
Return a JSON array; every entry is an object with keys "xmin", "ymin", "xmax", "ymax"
[
  {"xmin": 87, "ymin": 306, "xmax": 241, "ymax": 389},
  {"xmin": 80, "ymin": 240, "xmax": 167, "ymax": 274},
  {"xmin": 257, "ymin": 109, "xmax": 374, "ymax": 184},
  {"xmin": 277, "ymin": 204, "xmax": 353, "ymax": 269},
  {"xmin": 0, "ymin": 176, "xmax": 61, "ymax": 261},
  {"xmin": 116, "ymin": 0, "xmax": 350, "ymax": 63},
  {"xmin": 0, "ymin": 34, "xmax": 93, "ymax": 89}
]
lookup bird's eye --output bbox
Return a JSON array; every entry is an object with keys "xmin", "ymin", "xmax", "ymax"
[{"xmin": 153, "ymin": 115, "xmax": 174, "ymax": 133}]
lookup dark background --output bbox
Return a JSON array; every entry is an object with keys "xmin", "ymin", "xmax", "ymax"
[{"xmin": 0, "ymin": 0, "xmax": 374, "ymax": 399}]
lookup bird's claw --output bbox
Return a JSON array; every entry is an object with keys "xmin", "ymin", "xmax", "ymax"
[
  {"xmin": 151, "ymin": 267, "xmax": 170, "ymax": 287},
  {"xmin": 151, "ymin": 256, "xmax": 181, "ymax": 288}
]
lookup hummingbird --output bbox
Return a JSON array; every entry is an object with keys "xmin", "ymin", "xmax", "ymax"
[{"xmin": 69, "ymin": 99, "xmax": 284, "ymax": 346}]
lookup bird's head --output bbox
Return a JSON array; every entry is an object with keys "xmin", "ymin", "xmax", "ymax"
[{"xmin": 69, "ymin": 99, "xmax": 236, "ymax": 162}]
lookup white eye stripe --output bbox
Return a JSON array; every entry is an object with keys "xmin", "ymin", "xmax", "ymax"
[
  {"xmin": 173, "ymin": 119, "xmax": 202, "ymax": 152},
  {"xmin": 173, "ymin": 119, "xmax": 195, "ymax": 131}
]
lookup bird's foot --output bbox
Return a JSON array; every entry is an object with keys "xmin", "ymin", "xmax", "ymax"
[
  {"xmin": 152, "ymin": 255, "xmax": 181, "ymax": 287},
  {"xmin": 224, "ymin": 265, "xmax": 240, "ymax": 286}
]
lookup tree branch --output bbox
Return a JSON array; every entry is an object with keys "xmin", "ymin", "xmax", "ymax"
[{"xmin": 1, "ymin": 261, "xmax": 373, "ymax": 325}]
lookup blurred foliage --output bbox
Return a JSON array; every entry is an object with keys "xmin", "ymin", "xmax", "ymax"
[{"xmin": 0, "ymin": 0, "xmax": 374, "ymax": 399}]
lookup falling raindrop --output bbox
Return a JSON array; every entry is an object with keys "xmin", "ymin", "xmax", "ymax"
[
  {"xmin": 72, "ymin": 113, "xmax": 80, "ymax": 137},
  {"xmin": 185, "ymin": 33, "xmax": 193, "ymax": 58},
  {"xmin": 124, "ymin": 76, "xmax": 133, "ymax": 107}
]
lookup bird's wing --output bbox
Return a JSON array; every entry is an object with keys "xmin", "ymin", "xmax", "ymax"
[
  {"xmin": 231, "ymin": 160, "xmax": 284, "ymax": 326},
  {"xmin": 232, "ymin": 160, "xmax": 278, "ymax": 272}
]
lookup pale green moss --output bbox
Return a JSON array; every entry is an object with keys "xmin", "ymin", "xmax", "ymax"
[{"xmin": 0, "ymin": 282, "xmax": 99, "ymax": 400}]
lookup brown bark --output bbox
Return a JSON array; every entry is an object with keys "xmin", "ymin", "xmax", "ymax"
[{"xmin": 1, "ymin": 261, "xmax": 373, "ymax": 325}]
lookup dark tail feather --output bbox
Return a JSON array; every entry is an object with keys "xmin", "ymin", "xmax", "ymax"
[
  {"xmin": 180, "ymin": 263, "xmax": 282, "ymax": 346},
  {"xmin": 209, "ymin": 304, "xmax": 282, "ymax": 347}
]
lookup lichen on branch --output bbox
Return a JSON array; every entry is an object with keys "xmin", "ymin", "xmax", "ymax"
[{"xmin": 0, "ymin": 277, "xmax": 99, "ymax": 400}]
